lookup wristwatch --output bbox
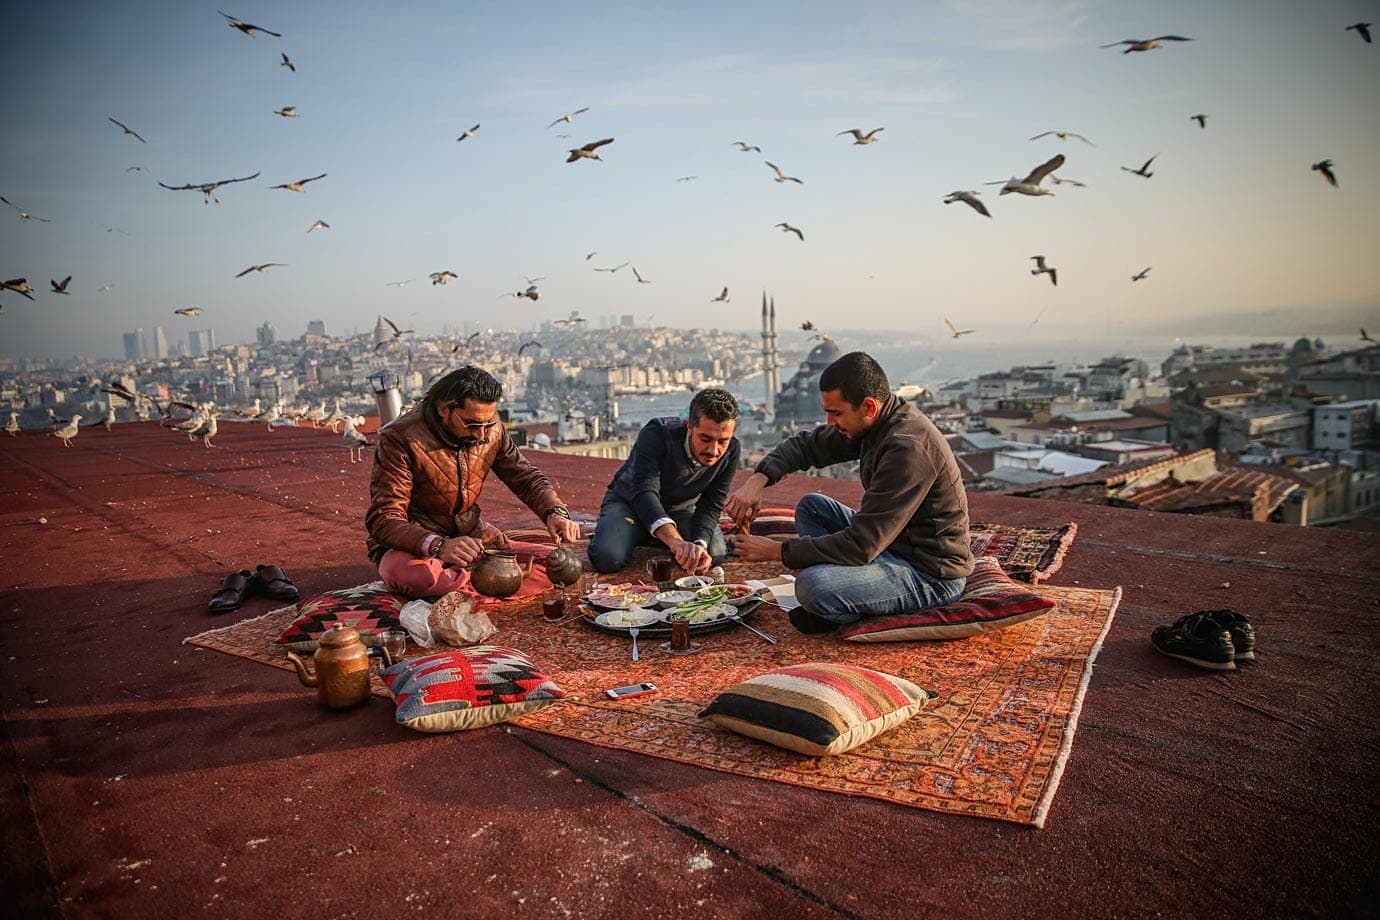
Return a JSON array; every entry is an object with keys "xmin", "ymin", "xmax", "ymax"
[{"xmin": 543, "ymin": 507, "xmax": 571, "ymax": 523}]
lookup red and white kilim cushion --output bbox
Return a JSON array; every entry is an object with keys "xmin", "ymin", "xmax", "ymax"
[
  {"xmin": 381, "ymin": 646, "xmax": 566, "ymax": 732},
  {"xmin": 275, "ymin": 583, "xmax": 407, "ymax": 652}
]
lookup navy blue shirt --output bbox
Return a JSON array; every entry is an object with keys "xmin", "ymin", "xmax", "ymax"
[{"xmin": 604, "ymin": 417, "xmax": 741, "ymax": 545}]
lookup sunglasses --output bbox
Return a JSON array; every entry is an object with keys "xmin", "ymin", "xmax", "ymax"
[{"xmin": 445, "ymin": 404, "xmax": 501, "ymax": 432}]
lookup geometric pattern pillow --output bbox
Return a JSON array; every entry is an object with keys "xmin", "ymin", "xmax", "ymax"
[
  {"xmin": 837, "ymin": 557, "xmax": 1056, "ymax": 643},
  {"xmin": 698, "ymin": 663, "xmax": 933, "ymax": 756},
  {"xmin": 380, "ymin": 646, "xmax": 566, "ymax": 733},
  {"xmin": 718, "ymin": 506, "xmax": 798, "ymax": 539},
  {"xmin": 275, "ymin": 583, "xmax": 407, "ymax": 652}
]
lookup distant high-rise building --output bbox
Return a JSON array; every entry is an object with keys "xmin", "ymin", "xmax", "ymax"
[
  {"xmin": 153, "ymin": 326, "xmax": 168, "ymax": 359},
  {"xmin": 122, "ymin": 329, "xmax": 147, "ymax": 362},
  {"xmin": 620, "ymin": 314, "xmax": 634, "ymax": 327},
  {"xmin": 187, "ymin": 328, "xmax": 217, "ymax": 357},
  {"xmin": 257, "ymin": 321, "xmax": 278, "ymax": 345},
  {"xmin": 307, "ymin": 319, "xmax": 326, "ymax": 337}
]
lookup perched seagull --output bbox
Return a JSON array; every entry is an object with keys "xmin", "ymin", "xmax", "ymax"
[
  {"xmin": 235, "ymin": 262, "xmax": 286, "ymax": 277},
  {"xmin": 765, "ymin": 161, "xmax": 803, "ymax": 184},
  {"xmin": 50, "ymin": 275, "xmax": 72, "ymax": 295},
  {"xmin": 0, "ymin": 196, "xmax": 50, "ymax": 222},
  {"xmin": 547, "ymin": 106, "xmax": 589, "ymax": 129},
  {"xmin": 1190, "ymin": 114, "xmax": 1208, "ymax": 129},
  {"xmin": 158, "ymin": 171, "xmax": 260, "ymax": 204},
  {"xmin": 52, "ymin": 415, "xmax": 83, "ymax": 447},
  {"xmin": 430, "ymin": 270, "xmax": 459, "ymax": 285},
  {"xmin": 385, "ymin": 279, "xmax": 414, "ymax": 287},
  {"xmin": 776, "ymin": 221, "xmax": 804, "ymax": 241},
  {"xmin": 1, "ymin": 278, "xmax": 36, "ymax": 300},
  {"xmin": 989, "ymin": 153, "xmax": 1064, "ymax": 196},
  {"xmin": 1312, "ymin": 159, "xmax": 1338, "ymax": 187},
  {"xmin": 1030, "ymin": 255, "xmax": 1058, "ymax": 287},
  {"xmin": 307, "ymin": 219, "xmax": 330, "ymax": 233},
  {"xmin": 1048, "ymin": 175, "xmax": 1087, "ymax": 188},
  {"xmin": 269, "ymin": 172, "xmax": 326, "ymax": 192},
  {"xmin": 342, "ymin": 416, "xmax": 371, "ymax": 463},
  {"xmin": 323, "ymin": 400, "xmax": 344, "ymax": 432},
  {"xmin": 943, "ymin": 190, "xmax": 991, "ymax": 218},
  {"xmin": 1029, "ymin": 130, "xmax": 1095, "ymax": 146},
  {"xmin": 236, "ymin": 397, "xmax": 263, "ymax": 420},
  {"xmin": 711, "ymin": 287, "xmax": 730, "ymax": 303},
  {"xmin": 107, "ymin": 116, "xmax": 147, "ymax": 143},
  {"xmin": 219, "ymin": 10, "xmax": 281, "ymax": 38},
  {"xmin": 944, "ymin": 318, "xmax": 975, "ymax": 338},
  {"xmin": 258, "ymin": 402, "xmax": 281, "ymax": 430},
  {"xmin": 837, "ymin": 127, "xmax": 884, "ymax": 145},
  {"xmin": 631, "ymin": 266, "xmax": 651, "ymax": 284},
  {"xmin": 732, "ymin": 141, "xmax": 762, "ymax": 153},
  {"xmin": 1346, "ymin": 22, "xmax": 1372, "ymax": 43},
  {"xmin": 274, "ymin": 106, "xmax": 298, "ymax": 117},
  {"xmin": 1100, "ymin": 35, "xmax": 1193, "ymax": 53},
  {"xmin": 456, "ymin": 123, "xmax": 479, "ymax": 142},
  {"xmin": 1131, "ymin": 266, "xmax": 1152, "ymax": 282},
  {"xmin": 280, "ymin": 52, "xmax": 295, "ymax": 71},
  {"xmin": 1121, "ymin": 154, "xmax": 1159, "ymax": 178},
  {"xmin": 173, "ymin": 306, "xmax": 202, "ymax": 316},
  {"xmin": 191, "ymin": 413, "xmax": 218, "ymax": 448},
  {"xmin": 593, "ymin": 261, "xmax": 629, "ymax": 273},
  {"xmin": 518, "ymin": 340, "xmax": 543, "ymax": 356},
  {"xmin": 566, "ymin": 138, "xmax": 614, "ymax": 162},
  {"xmin": 306, "ymin": 401, "xmax": 327, "ymax": 427},
  {"xmin": 6, "ymin": 412, "xmax": 20, "ymax": 436}
]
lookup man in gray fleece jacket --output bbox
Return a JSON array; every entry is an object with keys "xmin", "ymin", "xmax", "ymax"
[{"xmin": 726, "ymin": 351, "xmax": 973, "ymax": 632}]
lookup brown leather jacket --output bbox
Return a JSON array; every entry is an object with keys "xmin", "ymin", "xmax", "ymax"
[{"xmin": 365, "ymin": 402, "xmax": 565, "ymax": 563}]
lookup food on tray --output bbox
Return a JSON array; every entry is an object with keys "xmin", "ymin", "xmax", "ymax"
[
  {"xmin": 653, "ymin": 590, "xmax": 697, "ymax": 608},
  {"xmin": 696, "ymin": 584, "xmax": 757, "ymax": 607},
  {"xmin": 594, "ymin": 607, "xmax": 663, "ymax": 628},
  {"xmin": 666, "ymin": 601, "xmax": 732, "ymax": 624},
  {"xmin": 586, "ymin": 583, "xmax": 659, "ymax": 609},
  {"xmin": 674, "ymin": 575, "xmax": 714, "ymax": 590}
]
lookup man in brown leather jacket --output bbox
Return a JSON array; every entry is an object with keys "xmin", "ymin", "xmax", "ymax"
[{"xmin": 366, "ymin": 365, "xmax": 581, "ymax": 597}]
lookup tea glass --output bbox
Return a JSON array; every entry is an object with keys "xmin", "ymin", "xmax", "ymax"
[
  {"xmin": 541, "ymin": 587, "xmax": 567, "ymax": 622},
  {"xmin": 646, "ymin": 557, "xmax": 678, "ymax": 584}
]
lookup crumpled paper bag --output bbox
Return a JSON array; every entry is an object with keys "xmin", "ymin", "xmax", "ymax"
[{"xmin": 399, "ymin": 593, "xmax": 498, "ymax": 647}]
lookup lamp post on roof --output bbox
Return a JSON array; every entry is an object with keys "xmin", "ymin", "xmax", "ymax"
[{"xmin": 367, "ymin": 370, "xmax": 402, "ymax": 427}]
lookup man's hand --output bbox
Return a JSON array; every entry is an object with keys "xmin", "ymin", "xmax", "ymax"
[
  {"xmin": 547, "ymin": 514, "xmax": 581, "ymax": 544},
  {"xmin": 670, "ymin": 538, "xmax": 713, "ymax": 575},
  {"xmin": 438, "ymin": 535, "xmax": 485, "ymax": 568},
  {"xmin": 724, "ymin": 473, "xmax": 768, "ymax": 532},
  {"xmin": 479, "ymin": 521, "xmax": 510, "ymax": 549},
  {"xmin": 731, "ymin": 533, "xmax": 782, "ymax": 563}
]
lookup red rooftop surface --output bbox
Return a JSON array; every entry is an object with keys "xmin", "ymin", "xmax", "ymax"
[{"xmin": 2, "ymin": 419, "xmax": 1378, "ymax": 918}]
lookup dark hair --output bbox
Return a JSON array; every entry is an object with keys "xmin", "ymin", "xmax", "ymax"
[
  {"xmin": 688, "ymin": 388, "xmax": 739, "ymax": 425},
  {"xmin": 818, "ymin": 352, "xmax": 890, "ymax": 406},
  {"xmin": 425, "ymin": 365, "xmax": 502, "ymax": 410}
]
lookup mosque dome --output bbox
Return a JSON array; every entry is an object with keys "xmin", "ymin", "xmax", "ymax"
[
  {"xmin": 805, "ymin": 338, "xmax": 841, "ymax": 369},
  {"xmin": 1290, "ymin": 337, "xmax": 1314, "ymax": 355}
]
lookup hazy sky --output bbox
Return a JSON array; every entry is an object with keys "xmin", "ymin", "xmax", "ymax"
[{"xmin": 2, "ymin": 0, "xmax": 1377, "ymax": 360}]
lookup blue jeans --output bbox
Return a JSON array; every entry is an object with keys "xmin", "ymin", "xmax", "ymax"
[
  {"xmin": 587, "ymin": 493, "xmax": 728, "ymax": 574},
  {"xmin": 792, "ymin": 492, "xmax": 967, "ymax": 624}
]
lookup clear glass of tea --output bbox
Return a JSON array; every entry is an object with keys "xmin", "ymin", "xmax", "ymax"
[{"xmin": 541, "ymin": 587, "xmax": 566, "ymax": 622}]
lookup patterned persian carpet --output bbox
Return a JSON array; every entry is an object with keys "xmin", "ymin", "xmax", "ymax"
[{"xmin": 186, "ymin": 553, "xmax": 1117, "ymax": 827}]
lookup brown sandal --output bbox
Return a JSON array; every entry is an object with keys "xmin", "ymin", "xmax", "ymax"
[
  {"xmin": 208, "ymin": 570, "xmax": 256, "ymax": 613},
  {"xmin": 255, "ymin": 564, "xmax": 299, "ymax": 602}
]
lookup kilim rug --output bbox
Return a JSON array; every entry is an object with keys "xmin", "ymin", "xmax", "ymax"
[
  {"xmin": 968, "ymin": 521, "xmax": 1077, "ymax": 584},
  {"xmin": 185, "ymin": 558, "xmax": 1118, "ymax": 827}
]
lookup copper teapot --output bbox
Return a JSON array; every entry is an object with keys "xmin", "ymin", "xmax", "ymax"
[
  {"xmin": 286, "ymin": 626, "xmax": 372, "ymax": 709},
  {"xmin": 470, "ymin": 549, "xmax": 534, "ymax": 598}
]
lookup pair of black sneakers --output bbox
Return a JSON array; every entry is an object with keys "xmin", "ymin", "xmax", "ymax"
[{"xmin": 1151, "ymin": 609, "xmax": 1256, "ymax": 671}]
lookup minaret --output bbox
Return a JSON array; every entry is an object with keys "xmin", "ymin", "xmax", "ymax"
[
  {"xmin": 761, "ymin": 292, "xmax": 775, "ymax": 419},
  {"xmin": 768, "ymin": 295, "xmax": 780, "ymax": 404}
]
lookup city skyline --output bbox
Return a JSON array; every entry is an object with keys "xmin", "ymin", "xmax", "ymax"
[{"xmin": 2, "ymin": 0, "xmax": 1378, "ymax": 360}]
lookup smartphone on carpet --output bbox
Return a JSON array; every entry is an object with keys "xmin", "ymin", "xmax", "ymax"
[{"xmin": 605, "ymin": 682, "xmax": 658, "ymax": 700}]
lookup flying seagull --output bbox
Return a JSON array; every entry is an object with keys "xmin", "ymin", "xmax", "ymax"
[
  {"xmin": 50, "ymin": 275, "xmax": 71, "ymax": 294},
  {"xmin": 385, "ymin": 279, "xmax": 414, "ymax": 287},
  {"xmin": 585, "ymin": 251, "xmax": 598, "ymax": 260},
  {"xmin": 280, "ymin": 52, "xmax": 295, "ymax": 71},
  {"xmin": 125, "ymin": 165, "xmax": 145, "ymax": 172},
  {"xmin": 1121, "ymin": 154, "xmax": 1159, "ymax": 178},
  {"xmin": 547, "ymin": 106, "xmax": 590, "ymax": 129},
  {"xmin": 307, "ymin": 219, "xmax": 330, "ymax": 233},
  {"xmin": 430, "ymin": 270, "xmax": 458, "ymax": 285},
  {"xmin": 270, "ymin": 172, "xmax": 326, "ymax": 192},
  {"xmin": 1346, "ymin": 23, "xmax": 1371, "ymax": 43},
  {"xmin": 1360, "ymin": 328, "xmax": 1375, "ymax": 343},
  {"xmin": 1030, "ymin": 255, "xmax": 1058, "ymax": 287},
  {"xmin": 800, "ymin": 321, "xmax": 815, "ymax": 332},
  {"xmin": 107, "ymin": 116, "xmax": 147, "ymax": 144},
  {"xmin": 1131, "ymin": 267, "xmax": 1152, "ymax": 282},
  {"xmin": 0, "ymin": 196, "xmax": 50, "ymax": 222},
  {"xmin": 1029, "ymin": 130, "xmax": 1095, "ymax": 146},
  {"xmin": 523, "ymin": 275, "xmax": 545, "ymax": 285},
  {"xmin": 944, "ymin": 318, "xmax": 975, "ymax": 338},
  {"xmin": 235, "ymin": 262, "xmax": 285, "ymax": 277},
  {"xmin": 776, "ymin": 221, "xmax": 804, "ymax": 240},
  {"xmin": 1190, "ymin": 114, "xmax": 1208, "ymax": 129},
  {"xmin": 765, "ymin": 161, "xmax": 803, "ymax": 184},
  {"xmin": 732, "ymin": 141, "xmax": 761, "ymax": 153},
  {"xmin": 988, "ymin": 153, "xmax": 1064, "ymax": 196},
  {"xmin": 553, "ymin": 312, "xmax": 586, "ymax": 326},
  {"xmin": 158, "ymin": 171, "xmax": 260, "ymax": 204},
  {"xmin": 518, "ymin": 340, "xmax": 543, "ymax": 356},
  {"xmin": 219, "ymin": 10, "xmax": 281, "ymax": 38},
  {"xmin": 675, "ymin": 175, "xmax": 698, "ymax": 182},
  {"xmin": 943, "ymin": 190, "xmax": 990, "ymax": 217},
  {"xmin": 1048, "ymin": 175, "xmax": 1087, "ymax": 188},
  {"xmin": 593, "ymin": 261, "xmax": 629, "ymax": 273},
  {"xmin": 1, "ymin": 278, "xmax": 36, "ymax": 300},
  {"xmin": 456, "ymin": 123, "xmax": 479, "ymax": 141},
  {"xmin": 449, "ymin": 331, "xmax": 482, "ymax": 354},
  {"xmin": 274, "ymin": 106, "xmax": 297, "ymax": 117},
  {"xmin": 1100, "ymin": 35, "xmax": 1193, "ymax": 53},
  {"xmin": 382, "ymin": 316, "xmax": 413, "ymax": 341},
  {"xmin": 98, "ymin": 222, "xmax": 131, "ymax": 235},
  {"xmin": 1312, "ymin": 159, "xmax": 1338, "ymax": 187},
  {"xmin": 173, "ymin": 306, "xmax": 202, "ymax": 316},
  {"xmin": 711, "ymin": 287, "xmax": 730, "ymax": 303},
  {"xmin": 566, "ymin": 138, "xmax": 614, "ymax": 162},
  {"xmin": 837, "ymin": 128, "xmax": 884, "ymax": 145},
  {"xmin": 631, "ymin": 266, "xmax": 651, "ymax": 284}
]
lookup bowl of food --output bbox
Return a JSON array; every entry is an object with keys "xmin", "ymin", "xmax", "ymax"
[
  {"xmin": 674, "ymin": 575, "xmax": 715, "ymax": 590},
  {"xmin": 652, "ymin": 590, "xmax": 697, "ymax": 609},
  {"xmin": 696, "ymin": 583, "xmax": 757, "ymax": 607},
  {"xmin": 593, "ymin": 606, "xmax": 665, "ymax": 629}
]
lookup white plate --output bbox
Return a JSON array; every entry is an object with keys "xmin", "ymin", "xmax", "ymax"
[
  {"xmin": 668, "ymin": 601, "xmax": 735, "ymax": 624},
  {"xmin": 594, "ymin": 607, "xmax": 665, "ymax": 628},
  {"xmin": 653, "ymin": 590, "xmax": 697, "ymax": 608},
  {"xmin": 696, "ymin": 584, "xmax": 758, "ymax": 608},
  {"xmin": 674, "ymin": 575, "xmax": 715, "ymax": 590}
]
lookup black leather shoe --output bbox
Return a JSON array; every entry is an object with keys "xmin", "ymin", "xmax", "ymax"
[
  {"xmin": 788, "ymin": 607, "xmax": 838, "ymax": 635},
  {"xmin": 208, "ymin": 570, "xmax": 257, "ymax": 613},
  {"xmin": 255, "ymin": 565, "xmax": 300, "ymax": 603}
]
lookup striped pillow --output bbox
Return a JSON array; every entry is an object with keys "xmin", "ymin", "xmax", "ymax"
[{"xmin": 699, "ymin": 663, "xmax": 933, "ymax": 756}]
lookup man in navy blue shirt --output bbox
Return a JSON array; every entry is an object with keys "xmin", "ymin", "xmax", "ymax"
[{"xmin": 588, "ymin": 389, "xmax": 741, "ymax": 575}]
